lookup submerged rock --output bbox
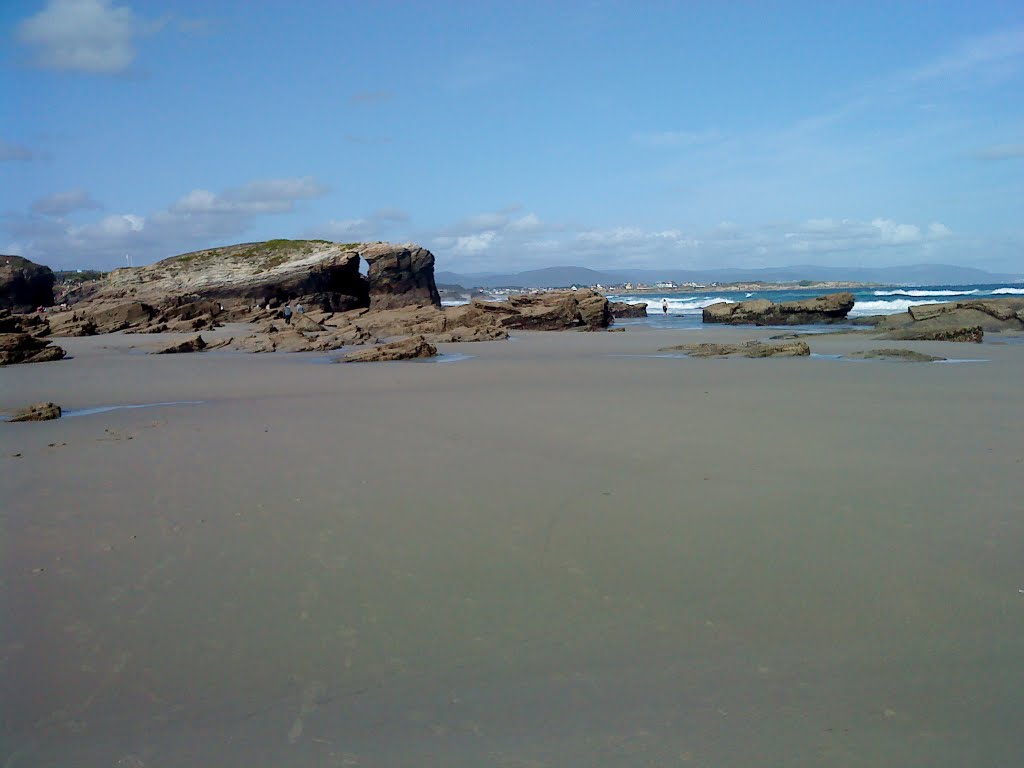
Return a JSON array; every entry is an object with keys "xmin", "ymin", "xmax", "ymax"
[
  {"xmin": 844, "ymin": 349, "xmax": 945, "ymax": 362},
  {"xmin": 343, "ymin": 335, "xmax": 437, "ymax": 362},
  {"xmin": 882, "ymin": 326, "xmax": 983, "ymax": 343},
  {"xmin": 9, "ymin": 402, "xmax": 62, "ymax": 422},
  {"xmin": 659, "ymin": 341, "xmax": 811, "ymax": 358},
  {"xmin": 703, "ymin": 293, "xmax": 855, "ymax": 325}
]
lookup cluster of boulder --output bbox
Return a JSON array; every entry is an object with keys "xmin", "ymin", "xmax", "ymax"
[{"xmin": 858, "ymin": 297, "xmax": 1024, "ymax": 342}]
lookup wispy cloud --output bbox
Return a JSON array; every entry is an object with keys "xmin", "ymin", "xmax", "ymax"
[
  {"xmin": 350, "ymin": 90, "xmax": 393, "ymax": 105},
  {"xmin": 31, "ymin": 189, "xmax": 103, "ymax": 216},
  {"xmin": 3, "ymin": 176, "xmax": 329, "ymax": 268},
  {"xmin": 973, "ymin": 143, "xmax": 1024, "ymax": 160},
  {"xmin": 343, "ymin": 134, "xmax": 392, "ymax": 145},
  {"xmin": 630, "ymin": 130, "xmax": 720, "ymax": 147},
  {"xmin": 905, "ymin": 25, "xmax": 1024, "ymax": 85},
  {"xmin": 0, "ymin": 138, "xmax": 35, "ymax": 162}
]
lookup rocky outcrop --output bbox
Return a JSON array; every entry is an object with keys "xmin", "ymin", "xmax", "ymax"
[
  {"xmin": 0, "ymin": 309, "xmax": 49, "ymax": 335},
  {"xmin": 882, "ymin": 326, "xmax": 983, "ymax": 343},
  {"xmin": 1, "ymin": 256, "xmax": 55, "ymax": 310},
  {"xmin": 703, "ymin": 293, "xmax": 855, "ymax": 325},
  {"xmin": 0, "ymin": 333, "xmax": 66, "ymax": 365},
  {"xmin": 456, "ymin": 290, "xmax": 611, "ymax": 332},
  {"xmin": 8, "ymin": 402, "xmax": 62, "ymax": 422},
  {"xmin": 660, "ymin": 341, "xmax": 811, "ymax": 358},
  {"xmin": 610, "ymin": 301, "xmax": 648, "ymax": 318},
  {"xmin": 344, "ymin": 335, "xmax": 437, "ymax": 362},
  {"xmin": 844, "ymin": 349, "xmax": 944, "ymax": 362},
  {"xmin": 362, "ymin": 243, "xmax": 441, "ymax": 310}
]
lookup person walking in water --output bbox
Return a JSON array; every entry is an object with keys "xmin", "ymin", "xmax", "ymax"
[
  {"xmin": 662, "ymin": 299, "xmax": 669, "ymax": 315},
  {"xmin": 283, "ymin": 304, "xmax": 293, "ymax": 325}
]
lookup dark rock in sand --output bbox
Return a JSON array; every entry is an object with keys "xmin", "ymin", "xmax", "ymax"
[
  {"xmin": 8, "ymin": 402, "xmax": 62, "ymax": 422},
  {"xmin": 152, "ymin": 335, "xmax": 208, "ymax": 354},
  {"xmin": 0, "ymin": 332, "xmax": 66, "ymax": 365},
  {"xmin": 703, "ymin": 292, "xmax": 855, "ymax": 325},
  {"xmin": 496, "ymin": 290, "xmax": 612, "ymax": 331},
  {"xmin": 844, "ymin": 349, "xmax": 945, "ymax": 362},
  {"xmin": 609, "ymin": 301, "xmax": 648, "ymax": 318},
  {"xmin": 882, "ymin": 326, "xmax": 983, "ymax": 343},
  {"xmin": 363, "ymin": 243, "xmax": 441, "ymax": 311},
  {"xmin": 660, "ymin": 340, "xmax": 811, "ymax": 358},
  {"xmin": 1, "ymin": 255, "xmax": 56, "ymax": 310},
  {"xmin": 344, "ymin": 335, "xmax": 437, "ymax": 362}
]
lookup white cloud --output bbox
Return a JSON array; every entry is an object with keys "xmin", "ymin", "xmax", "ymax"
[
  {"xmin": 928, "ymin": 222, "xmax": 953, "ymax": 238},
  {"xmin": 871, "ymin": 218, "xmax": 921, "ymax": 245},
  {"xmin": 0, "ymin": 139, "xmax": 35, "ymax": 162},
  {"xmin": 452, "ymin": 232, "xmax": 497, "ymax": 254},
  {"xmin": 507, "ymin": 213, "xmax": 543, "ymax": 232},
  {"xmin": 31, "ymin": 189, "xmax": 103, "ymax": 216},
  {"xmin": 16, "ymin": 0, "xmax": 157, "ymax": 74}
]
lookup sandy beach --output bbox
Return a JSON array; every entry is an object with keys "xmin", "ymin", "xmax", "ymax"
[{"xmin": 3, "ymin": 326, "xmax": 1023, "ymax": 767}]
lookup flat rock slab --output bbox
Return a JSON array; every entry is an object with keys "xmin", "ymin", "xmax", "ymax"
[
  {"xmin": 659, "ymin": 341, "xmax": 811, "ymax": 358},
  {"xmin": 845, "ymin": 349, "xmax": 945, "ymax": 362}
]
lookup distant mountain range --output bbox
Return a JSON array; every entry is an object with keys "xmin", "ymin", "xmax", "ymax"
[{"xmin": 436, "ymin": 264, "xmax": 1024, "ymax": 289}]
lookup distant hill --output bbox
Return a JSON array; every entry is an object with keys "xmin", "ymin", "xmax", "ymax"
[{"xmin": 437, "ymin": 263, "xmax": 1024, "ymax": 288}]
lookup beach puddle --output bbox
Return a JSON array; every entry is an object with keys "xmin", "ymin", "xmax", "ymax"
[
  {"xmin": 63, "ymin": 401, "xmax": 205, "ymax": 418},
  {"xmin": 412, "ymin": 353, "xmax": 475, "ymax": 364},
  {"xmin": 606, "ymin": 353, "xmax": 689, "ymax": 359}
]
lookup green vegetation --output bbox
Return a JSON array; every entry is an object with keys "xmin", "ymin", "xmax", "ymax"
[{"xmin": 54, "ymin": 269, "xmax": 107, "ymax": 283}]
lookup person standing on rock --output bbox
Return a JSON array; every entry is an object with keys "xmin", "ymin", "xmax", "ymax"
[
  {"xmin": 662, "ymin": 299, "xmax": 669, "ymax": 315},
  {"xmin": 283, "ymin": 304, "xmax": 293, "ymax": 325}
]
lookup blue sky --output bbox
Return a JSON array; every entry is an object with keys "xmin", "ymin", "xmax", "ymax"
[{"xmin": 2, "ymin": 0, "xmax": 1022, "ymax": 273}]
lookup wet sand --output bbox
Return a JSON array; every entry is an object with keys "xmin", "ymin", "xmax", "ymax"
[{"xmin": 3, "ymin": 327, "xmax": 1024, "ymax": 766}]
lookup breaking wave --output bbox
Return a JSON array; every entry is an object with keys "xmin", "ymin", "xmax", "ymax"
[
  {"xmin": 850, "ymin": 299, "xmax": 938, "ymax": 316},
  {"xmin": 992, "ymin": 287, "xmax": 1024, "ymax": 295},
  {"xmin": 873, "ymin": 289, "xmax": 979, "ymax": 297}
]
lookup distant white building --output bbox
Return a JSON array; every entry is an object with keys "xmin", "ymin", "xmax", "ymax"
[{"xmin": 654, "ymin": 280, "xmax": 677, "ymax": 289}]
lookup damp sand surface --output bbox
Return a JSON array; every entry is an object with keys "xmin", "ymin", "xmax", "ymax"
[{"xmin": 2, "ymin": 329, "xmax": 1024, "ymax": 766}]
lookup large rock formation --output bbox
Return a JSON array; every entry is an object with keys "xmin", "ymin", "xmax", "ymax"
[
  {"xmin": 703, "ymin": 293, "xmax": 855, "ymax": 325},
  {"xmin": 610, "ymin": 301, "xmax": 648, "ymax": 318},
  {"xmin": 99, "ymin": 240, "xmax": 370, "ymax": 311},
  {"xmin": 0, "ymin": 333, "xmax": 66, "ymax": 366},
  {"xmin": 451, "ymin": 290, "xmax": 612, "ymax": 332},
  {"xmin": 866, "ymin": 297, "xmax": 1024, "ymax": 337},
  {"xmin": 1, "ymin": 256, "xmax": 55, "ymax": 310},
  {"xmin": 362, "ymin": 243, "xmax": 441, "ymax": 310}
]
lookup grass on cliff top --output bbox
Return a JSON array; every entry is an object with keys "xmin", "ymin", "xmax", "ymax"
[{"xmin": 164, "ymin": 239, "xmax": 363, "ymax": 271}]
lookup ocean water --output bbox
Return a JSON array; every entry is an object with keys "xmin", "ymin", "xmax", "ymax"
[{"xmin": 605, "ymin": 282, "xmax": 1024, "ymax": 328}]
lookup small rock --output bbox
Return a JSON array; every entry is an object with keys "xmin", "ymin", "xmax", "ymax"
[{"xmin": 9, "ymin": 402, "xmax": 62, "ymax": 422}]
